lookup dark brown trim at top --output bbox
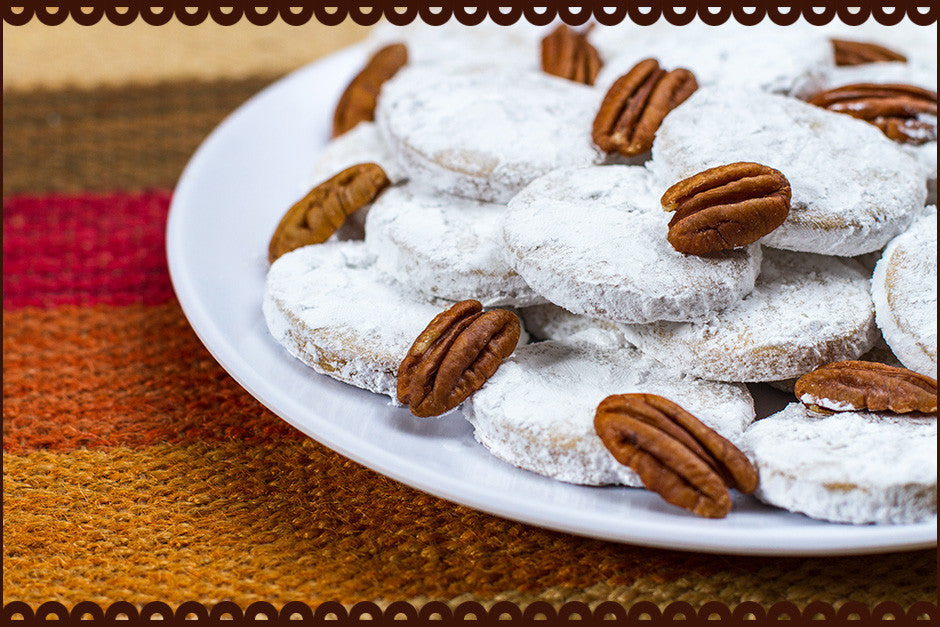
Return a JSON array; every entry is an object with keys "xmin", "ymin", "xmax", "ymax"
[{"xmin": 2, "ymin": 2, "xmax": 937, "ymax": 28}]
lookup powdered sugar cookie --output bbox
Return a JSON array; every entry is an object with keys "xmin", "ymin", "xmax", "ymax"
[
  {"xmin": 376, "ymin": 67, "xmax": 603, "ymax": 202},
  {"xmin": 503, "ymin": 166, "xmax": 762, "ymax": 323},
  {"xmin": 263, "ymin": 241, "xmax": 447, "ymax": 398},
  {"xmin": 622, "ymin": 248, "xmax": 879, "ymax": 382},
  {"xmin": 768, "ymin": 335, "xmax": 903, "ymax": 394},
  {"xmin": 651, "ymin": 87, "xmax": 927, "ymax": 256},
  {"xmin": 364, "ymin": 183, "xmax": 545, "ymax": 307},
  {"xmin": 872, "ymin": 208, "xmax": 938, "ymax": 377},
  {"xmin": 463, "ymin": 341, "xmax": 755, "ymax": 486},
  {"xmin": 519, "ymin": 303, "xmax": 633, "ymax": 350},
  {"xmin": 741, "ymin": 403, "xmax": 937, "ymax": 524},
  {"xmin": 593, "ymin": 22, "xmax": 831, "ymax": 97}
]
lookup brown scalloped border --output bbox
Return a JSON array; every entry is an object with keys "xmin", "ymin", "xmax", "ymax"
[
  {"xmin": 2, "ymin": 600, "xmax": 938, "ymax": 623},
  {"xmin": 2, "ymin": 1, "xmax": 937, "ymax": 27}
]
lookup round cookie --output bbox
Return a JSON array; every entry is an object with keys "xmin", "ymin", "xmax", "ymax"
[
  {"xmin": 364, "ymin": 183, "xmax": 546, "ymax": 307},
  {"xmin": 594, "ymin": 21, "xmax": 832, "ymax": 96},
  {"xmin": 651, "ymin": 86, "xmax": 927, "ymax": 256},
  {"xmin": 872, "ymin": 208, "xmax": 938, "ymax": 377},
  {"xmin": 621, "ymin": 248, "xmax": 879, "ymax": 382},
  {"xmin": 741, "ymin": 403, "xmax": 937, "ymax": 524},
  {"xmin": 463, "ymin": 341, "xmax": 755, "ymax": 486},
  {"xmin": 519, "ymin": 303, "xmax": 634, "ymax": 350},
  {"xmin": 503, "ymin": 165, "xmax": 763, "ymax": 323},
  {"xmin": 263, "ymin": 241, "xmax": 448, "ymax": 399},
  {"xmin": 376, "ymin": 66, "xmax": 603, "ymax": 203}
]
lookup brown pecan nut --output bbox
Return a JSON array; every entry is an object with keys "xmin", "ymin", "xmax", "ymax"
[
  {"xmin": 594, "ymin": 393, "xmax": 758, "ymax": 518},
  {"xmin": 397, "ymin": 300, "xmax": 521, "ymax": 417},
  {"xmin": 592, "ymin": 58, "xmax": 697, "ymax": 157},
  {"xmin": 831, "ymin": 38, "xmax": 907, "ymax": 66},
  {"xmin": 332, "ymin": 43, "xmax": 408, "ymax": 138},
  {"xmin": 540, "ymin": 24, "xmax": 603, "ymax": 86},
  {"xmin": 806, "ymin": 83, "xmax": 938, "ymax": 145},
  {"xmin": 795, "ymin": 361, "xmax": 938, "ymax": 415},
  {"xmin": 268, "ymin": 163, "xmax": 389, "ymax": 263},
  {"xmin": 660, "ymin": 162, "xmax": 791, "ymax": 256}
]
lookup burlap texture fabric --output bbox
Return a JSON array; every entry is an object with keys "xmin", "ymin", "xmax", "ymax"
[{"xmin": 3, "ymin": 20, "xmax": 937, "ymax": 610}]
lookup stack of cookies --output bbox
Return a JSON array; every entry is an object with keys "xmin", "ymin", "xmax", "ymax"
[{"xmin": 262, "ymin": 21, "xmax": 937, "ymax": 524}]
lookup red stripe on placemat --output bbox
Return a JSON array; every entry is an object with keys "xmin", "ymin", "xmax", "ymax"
[{"xmin": 3, "ymin": 191, "xmax": 174, "ymax": 309}]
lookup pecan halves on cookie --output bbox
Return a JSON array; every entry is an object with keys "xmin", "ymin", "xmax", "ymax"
[
  {"xmin": 807, "ymin": 83, "xmax": 938, "ymax": 145},
  {"xmin": 795, "ymin": 361, "xmax": 938, "ymax": 415},
  {"xmin": 398, "ymin": 300, "xmax": 521, "ymax": 418},
  {"xmin": 268, "ymin": 163, "xmax": 390, "ymax": 263},
  {"xmin": 831, "ymin": 38, "xmax": 907, "ymax": 66},
  {"xmin": 592, "ymin": 58, "xmax": 697, "ymax": 157},
  {"xmin": 332, "ymin": 43, "xmax": 408, "ymax": 137},
  {"xmin": 540, "ymin": 24, "xmax": 603, "ymax": 86},
  {"xmin": 594, "ymin": 394, "xmax": 758, "ymax": 518},
  {"xmin": 661, "ymin": 162, "xmax": 791, "ymax": 256}
]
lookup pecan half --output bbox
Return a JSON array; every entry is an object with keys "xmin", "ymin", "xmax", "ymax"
[
  {"xmin": 795, "ymin": 361, "xmax": 938, "ymax": 414},
  {"xmin": 592, "ymin": 58, "xmax": 697, "ymax": 157},
  {"xmin": 268, "ymin": 163, "xmax": 389, "ymax": 263},
  {"xmin": 594, "ymin": 394, "xmax": 758, "ymax": 518},
  {"xmin": 806, "ymin": 83, "xmax": 938, "ymax": 145},
  {"xmin": 831, "ymin": 38, "xmax": 907, "ymax": 66},
  {"xmin": 661, "ymin": 162, "xmax": 791, "ymax": 256},
  {"xmin": 332, "ymin": 43, "xmax": 408, "ymax": 138},
  {"xmin": 541, "ymin": 24, "xmax": 602, "ymax": 85},
  {"xmin": 397, "ymin": 300, "xmax": 521, "ymax": 417}
]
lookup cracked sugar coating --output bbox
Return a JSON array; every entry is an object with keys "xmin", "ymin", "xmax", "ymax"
[
  {"xmin": 463, "ymin": 341, "xmax": 755, "ymax": 487},
  {"xmin": 594, "ymin": 22, "xmax": 832, "ymax": 97},
  {"xmin": 503, "ymin": 166, "xmax": 762, "ymax": 323},
  {"xmin": 872, "ymin": 208, "xmax": 938, "ymax": 377},
  {"xmin": 376, "ymin": 66, "xmax": 603, "ymax": 203},
  {"xmin": 741, "ymin": 403, "xmax": 937, "ymax": 524},
  {"xmin": 622, "ymin": 248, "xmax": 879, "ymax": 382},
  {"xmin": 519, "ymin": 303, "xmax": 634, "ymax": 350},
  {"xmin": 262, "ymin": 241, "xmax": 447, "ymax": 399},
  {"xmin": 651, "ymin": 87, "xmax": 926, "ymax": 256},
  {"xmin": 364, "ymin": 183, "xmax": 545, "ymax": 307}
]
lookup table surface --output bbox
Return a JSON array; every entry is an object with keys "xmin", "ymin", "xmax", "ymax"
[{"xmin": 2, "ymin": 17, "xmax": 936, "ymax": 613}]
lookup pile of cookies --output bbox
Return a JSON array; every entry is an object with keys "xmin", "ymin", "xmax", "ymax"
[{"xmin": 262, "ymin": 20, "xmax": 937, "ymax": 524}]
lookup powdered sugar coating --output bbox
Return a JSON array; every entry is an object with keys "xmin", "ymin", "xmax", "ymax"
[
  {"xmin": 376, "ymin": 67, "xmax": 604, "ymax": 203},
  {"xmin": 519, "ymin": 303, "xmax": 634, "ymax": 350},
  {"xmin": 263, "ymin": 242, "xmax": 447, "ymax": 399},
  {"xmin": 622, "ymin": 248, "xmax": 879, "ymax": 382},
  {"xmin": 651, "ymin": 87, "xmax": 927, "ymax": 256},
  {"xmin": 364, "ymin": 183, "xmax": 545, "ymax": 307},
  {"xmin": 871, "ymin": 208, "xmax": 938, "ymax": 377},
  {"xmin": 504, "ymin": 166, "xmax": 762, "ymax": 323},
  {"xmin": 463, "ymin": 341, "xmax": 755, "ymax": 486},
  {"xmin": 593, "ymin": 22, "xmax": 832, "ymax": 96},
  {"xmin": 742, "ymin": 403, "xmax": 937, "ymax": 524},
  {"xmin": 311, "ymin": 121, "xmax": 408, "ymax": 185}
]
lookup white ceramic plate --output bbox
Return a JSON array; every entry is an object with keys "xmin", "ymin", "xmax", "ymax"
[{"xmin": 167, "ymin": 43, "xmax": 936, "ymax": 556}]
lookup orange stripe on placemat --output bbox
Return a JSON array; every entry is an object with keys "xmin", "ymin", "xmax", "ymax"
[
  {"xmin": 4, "ymin": 443, "xmax": 935, "ymax": 607},
  {"xmin": 3, "ymin": 191, "xmax": 174, "ymax": 309},
  {"xmin": 2, "ymin": 303, "xmax": 300, "ymax": 452}
]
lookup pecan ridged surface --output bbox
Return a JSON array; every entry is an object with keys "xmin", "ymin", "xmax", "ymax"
[
  {"xmin": 594, "ymin": 394, "xmax": 758, "ymax": 518},
  {"xmin": 795, "ymin": 361, "xmax": 938, "ymax": 415},
  {"xmin": 807, "ymin": 83, "xmax": 938, "ymax": 145},
  {"xmin": 398, "ymin": 300, "xmax": 521, "ymax": 417},
  {"xmin": 592, "ymin": 58, "xmax": 697, "ymax": 157},
  {"xmin": 831, "ymin": 38, "xmax": 907, "ymax": 66},
  {"xmin": 661, "ymin": 162, "xmax": 791, "ymax": 256},
  {"xmin": 541, "ymin": 24, "xmax": 602, "ymax": 86},
  {"xmin": 332, "ymin": 43, "xmax": 408, "ymax": 138},
  {"xmin": 268, "ymin": 163, "xmax": 390, "ymax": 263}
]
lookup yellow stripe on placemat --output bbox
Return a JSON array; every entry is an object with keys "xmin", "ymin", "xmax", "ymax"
[
  {"xmin": 3, "ymin": 444, "xmax": 935, "ymax": 606},
  {"xmin": 2, "ymin": 21, "xmax": 370, "ymax": 91}
]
